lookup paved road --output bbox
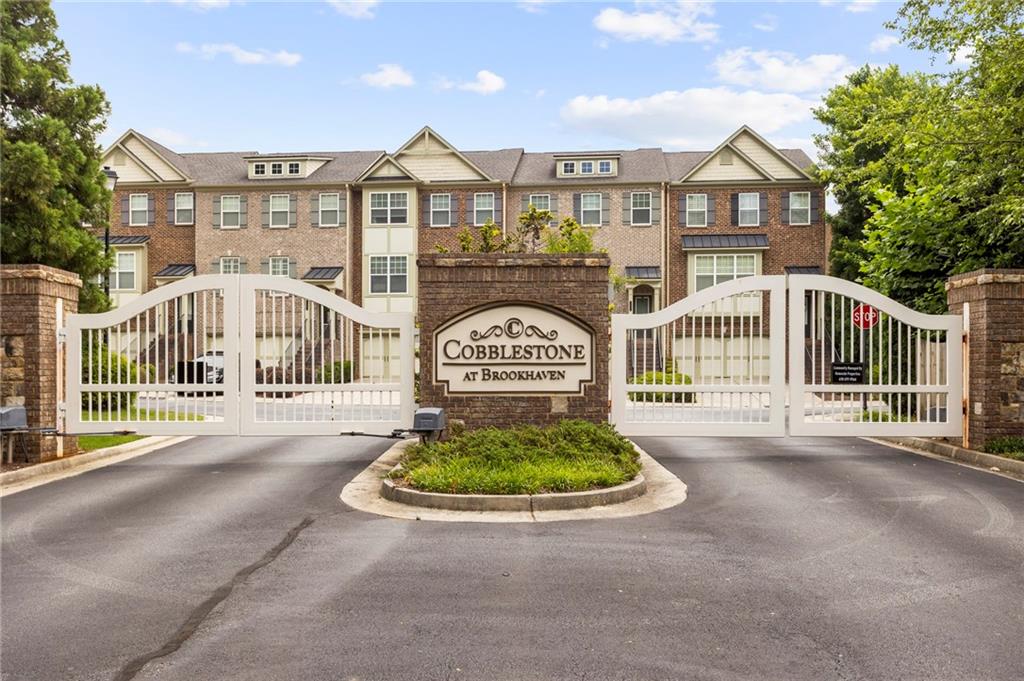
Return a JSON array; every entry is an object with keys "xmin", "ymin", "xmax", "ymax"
[{"xmin": 2, "ymin": 436, "xmax": 1022, "ymax": 681}]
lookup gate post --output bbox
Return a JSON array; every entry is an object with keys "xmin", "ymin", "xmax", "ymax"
[
  {"xmin": 946, "ymin": 269, "xmax": 1024, "ymax": 449},
  {"xmin": 1, "ymin": 265, "xmax": 82, "ymax": 462}
]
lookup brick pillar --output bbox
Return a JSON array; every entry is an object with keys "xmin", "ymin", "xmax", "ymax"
[
  {"xmin": 946, "ymin": 269, "xmax": 1024, "ymax": 449},
  {"xmin": 1, "ymin": 265, "xmax": 82, "ymax": 462}
]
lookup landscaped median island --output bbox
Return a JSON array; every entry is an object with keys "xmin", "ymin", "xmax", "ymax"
[{"xmin": 382, "ymin": 420, "xmax": 645, "ymax": 511}]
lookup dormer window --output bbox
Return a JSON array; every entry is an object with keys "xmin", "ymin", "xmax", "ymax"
[
  {"xmin": 254, "ymin": 163, "xmax": 266, "ymax": 176},
  {"xmin": 271, "ymin": 162, "xmax": 283, "ymax": 175},
  {"xmin": 598, "ymin": 160, "xmax": 612, "ymax": 174},
  {"xmin": 288, "ymin": 162, "xmax": 300, "ymax": 175},
  {"xmin": 562, "ymin": 161, "xmax": 576, "ymax": 175},
  {"xmin": 581, "ymin": 161, "xmax": 594, "ymax": 174}
]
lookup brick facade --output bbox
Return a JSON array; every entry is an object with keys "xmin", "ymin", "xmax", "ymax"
[
  {"xmin": 1, "ymin": 265, "xmax": 81, "ymax": 462},
  {"xmin": 106, "ymin": 187, "xmax": 196, "ymax": 292},
  {"xmin": 417, "ymin": 185, "xmax": 504, "ymax": 255},
  {"xmin": 418, "ymin": 254, "xmax": 610, "ymax": 429},
  {"xmin": 946, "ymin": 269, "xmax": 1024, "ymax": 448}
]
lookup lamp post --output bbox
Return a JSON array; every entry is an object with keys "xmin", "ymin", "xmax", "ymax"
[{"xmin": 102, "ymin": 167, "xmax": 118, "ymax": 298}]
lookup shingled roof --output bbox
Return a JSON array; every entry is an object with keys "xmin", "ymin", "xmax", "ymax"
[
  {"xmin": 512, "ymin": 148, "xmax": 669, "ymax": 185},
  {"xmin": 176, "ymin": 150, "xmax": 385, "ymax": 186}
]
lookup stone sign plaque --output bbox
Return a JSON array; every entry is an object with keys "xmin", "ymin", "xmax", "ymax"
[{"xmin": 434, "ymin": 303, "xmax": 595, "ymax": 395}]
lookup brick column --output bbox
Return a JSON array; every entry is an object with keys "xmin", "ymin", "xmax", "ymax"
[
  {"xmin": 1, "ymin": 265, "xmax": 82, "ymax": 462},
  {"xmin": 946, "ymin": 269, "xmax": 1024, "ymax": 449}
]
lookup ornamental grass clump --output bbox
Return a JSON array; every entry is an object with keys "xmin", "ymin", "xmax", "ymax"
[{"xmin": 390, "ymin": 420, "xmax": 640, "ymax": 495}]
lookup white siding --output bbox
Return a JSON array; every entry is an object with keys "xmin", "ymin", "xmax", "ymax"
[
  {"xmin": 688, "ymin": 152, "xmax": 766, "ymax": 182},
  {"xmin": 123, "ymin": 137, "xmax": 186, "ymax": 181},
  {"xmin": 731, "ymin": 132, "xmax": 803, "ymax": 180}
]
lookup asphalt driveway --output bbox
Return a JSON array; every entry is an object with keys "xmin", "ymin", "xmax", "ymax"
[{"xmin": 2, "ymin": 435, "xmax": 1021, "ymax": 681}]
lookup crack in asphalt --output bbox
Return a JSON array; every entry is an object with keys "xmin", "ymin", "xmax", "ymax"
[{"xmin": 112, "ymin": 515, "xmax": 316, "ymax": 681}]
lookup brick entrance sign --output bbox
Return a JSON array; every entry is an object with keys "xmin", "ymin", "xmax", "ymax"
[
  {"xmin": 418, "ymin": 254, "xmax": 610, "ymax": 429},
  {"xmin": 947, "ymin": 269, "xmax": 1024, "ymax": 449}
]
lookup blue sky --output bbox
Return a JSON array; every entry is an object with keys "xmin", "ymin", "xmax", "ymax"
[{"xmin": 54, "ymin": 1, "xmax": 954, "ymax": 158}]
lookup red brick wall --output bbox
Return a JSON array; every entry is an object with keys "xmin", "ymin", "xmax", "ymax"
[
  {"xmin": 106, "ymin": 188, "xmax": 196, "ymax": 292},
  {"xmin": 417, "ymin": 186, "xmax": 493, "ymax": 254}
]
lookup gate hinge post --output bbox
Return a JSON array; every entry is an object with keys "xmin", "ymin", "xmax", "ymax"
[{"xmin": 57, "ymin": 328, "xmax": 67, "ymax": 344}]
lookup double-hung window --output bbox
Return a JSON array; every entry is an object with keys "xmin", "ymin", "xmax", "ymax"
[
  {"xmin": 789, "ymin": 191, "xmax": 811, "ymax": 225},
  {"xmin": 319, "ymin": 193, "xmax": 340, "ymax": 226},
  {"xmin": 631, "ymin": 192, "xmax": 652, "ymax": 226},
  {"xmin": 369, "ymin": 255, "xmax": 408, "ymax": 294},
  {"xmin": 219, "ymin": 256, "xmax": 240, "ymax": 275},
  {"xmin": 738, "ymin": 193, "xmax": 759, "ymax": 226},
  {"xmin": 269, "ymin": 256, "xmax": 290, "ymax": 278},
  {"xmin": 598, "ymin": 160, "xmax": 612, "ymax": 174},
  {"xmin": 686, "ymin": 194, "xmax": 707, "ymax": 227},
  {"xmin": 109, "ymin": 251, "xmax": 136, "ymax": 291},
  {"xmin": 269, "ymin": 194, "xmax": 290, "ymax": 228},
  {"xmin": 129, "ymin": 194, "xmax": 148, "ymax": 226},
  {"xmin": 581, "ymin": 161, "xmax": 594, "ymax": 174},
  {"xmin": 474, "ymin": 192, "xmax": 495, "ymax": 225},
  {"xmin": 288, "ymin": 162, "xmax": 300, "ymax": 175},
  {"xmin": 174, "ymin": 192, "xmax": 194, "ymax": 225},
  {"xmin": 562, "ymin": 161, "xmax": 575, "ymax": 175},
  {"xmin": 220, "ymin": 195, "xmax": 241, "ymax": 228},
  {"xmin": 529, "ymin": 194, "xmax": 550, "ymax": 211},
  {"xmin": 430, "ymin": 194, "xmax": 451, "ymax": 227},
  {"xmin": 369, "ymin": 192, "xmax": 408, "ymax": 225},
  {"xmin": 694, "ymin": 254, "xmax": 757, "ymax": 292},
  {"xmin": 580, "ymin": 192, "xmax": 602, "ymax": 226}
]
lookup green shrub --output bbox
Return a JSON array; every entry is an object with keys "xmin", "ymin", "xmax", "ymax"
[
  {"xmin": 857, "ymin": 410, "xmax": 912, "ymax": 423},
  {"xmin": 984, "ymin": 436, "xmax": 1024, "ymax": 460},
  {"xmin": 81, "ymin": 343, "xmax": 146, "ymax": 410},
  {"xmin": 628, "ymin": 371, "xmax": 694, "ymax": 403},
  {"xmin": 316, "ymin": 360, "xmax": 353, "ymax": 383}
]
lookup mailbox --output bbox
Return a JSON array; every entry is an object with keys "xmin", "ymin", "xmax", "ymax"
[{"xmin": 0, "ymin": 406, "xmax": 27, "ymax": 430}]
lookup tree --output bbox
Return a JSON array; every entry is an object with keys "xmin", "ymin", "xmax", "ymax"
[
  {"xmin": 1, "ymin": 0, "xmax": 113, "ymax": 312},
  {"xmin": 513, "ymin": 202, "xmax": 554, "ymax": 253},
  {"xmin": 541, "ymin": 216, "xmax": 596, "ymax": 254}
]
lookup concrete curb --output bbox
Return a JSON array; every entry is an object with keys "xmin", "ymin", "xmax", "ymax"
[
  {"xmin": 380, "ymin": 473, "xmax": 647, "ymax": 512},
  {"xmin": 873, "ymin": 436, "xmax": 1024, "ymax": 482},
  {"xmin": 0, "ymin": 436, "xmax": 192, "ymax": 492}
]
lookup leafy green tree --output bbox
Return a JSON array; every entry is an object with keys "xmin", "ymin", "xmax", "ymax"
[
  {"xmin": 541, "ymin": 217, "xmax": 596, "ymax": 254},
  {"xmin": 1, "ymin": 0, "xmax": 112, "ymax": 311},
  {"xmin": 513, "ymin": 202, "xmax": 555, "ymax": 253},
  {"xmin": 455, "ymin": 219, "xmax": 509, "ymax": 253}
]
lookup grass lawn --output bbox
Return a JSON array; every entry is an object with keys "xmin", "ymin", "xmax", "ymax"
[
  {"xmin": 78, "ymin": 408, "xmax": 203, "ymax": 453},
  {"xmin": 78, "ymin": 434, "xmax": 145, "ymax": 452},
  {"xmin": 389, "ymin": 420, "xmax": 640, "ymax": 495},
  {"xmin": 985, "ymin": 436, "xmax": 1024, "ymax": 461}
]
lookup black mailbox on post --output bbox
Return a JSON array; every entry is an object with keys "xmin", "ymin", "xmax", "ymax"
[{"xmin": 411, "ymin": 408, "xmax": 446, "ymax": 444}]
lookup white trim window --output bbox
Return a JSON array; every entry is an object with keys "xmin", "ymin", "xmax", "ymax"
[
  {"xmin": 430, "ymin": 194, "xmax": 451, "ymax": 227},
  {"xmin": 738, "ymin": 192, "xmax": 760, "ymax": 227},
  {"xmin": 269, "ymin": 194, "xmax": 290, "ymax": 228},
  {"xmin": 109, "ymin": 251, "xmax": 136, "ymax": 291},
  {"xmin": 174, "ymin": 192, "xmax": 194, "ymax": 225},
  {"xmin": 220, "ymin": 195, "xmax": 241, "ymax": 229},
  {"xmin": 319, "ymin": 193, "xmax": 340, "ymax": 227},
  {"xmin": 598, "ymin": 160, "xmax": 612, "ymax": 174},
  {"xmin": 271, "ymin": 162, "xmax": 283, "ymax": 175},
  {"xmin": 288, "ymin": 162, "xmax": 300, "ymax": 175},
  {"xmin": 686, "ymin": 194, "xmax": 707, "ymax": 227},
  {"xmin": 369, "ymin": 255, "xmax": 408, "ymax": 294},
  {"xmin": 474, "ymin": 192, "xmax": 495, "ymax": 225},
  {"xmin": 562, "ymin": 161, "xmax": 576, "ymax": 175},
  {"xmin": 219, "ymin": 256, "xmax": 240, "ymax": 275},
  {"xmin": 631, "ymin": 192, "xmax": 652, "ymax": 226},
  {"xmin": 693, "ymin": 253, "xmax": 757, "ymax": 292},
  {"xmin": 369, "ymin": 191, "xmax": 408, "ymax": 225},
  {"xmin": 129, "ymin": 194, "xmax": 148, "ymax": 226},
  {"xmin": 580, "ymin": 192, "xmax": 602, "ymax": 226},
  {"xmin": 580, "ymin": 160, "xmax": 594, "ymax": 174},
  {"xmin": 789, "ymin": 191, "xmax": 811, "ymax": 225},
  {"xmin": 529, "ymin": 194, "xmax": 550, "ymax": 211},
  {"xmin": 253, "ymin": 163, "xmax": 266, "ymax": 176},
  {"xmin": 269, "ymin": 256, "xmax": 290, "ymax": 277}
]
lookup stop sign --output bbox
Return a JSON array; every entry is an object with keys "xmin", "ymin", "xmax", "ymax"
[{"xmin": 852, "ymin": 303, "xmax": 879, "ymax": 330}]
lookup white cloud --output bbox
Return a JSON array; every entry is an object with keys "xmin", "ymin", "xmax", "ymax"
[
  {"xmin": 713, "ymin": 48, "xmax": 854, "ymax": 93},
  {"xmin": 144, "ymin": 127, "xmax": 209, "ymax": 150},
  {"xmin": 327, "ymin": 0, "xmax": 379, "ymax": 19},
  {"xmin": 517, "ymin": 0, "xmax": 554, "ymax": 13},
  {"xmin": 165, "ymin": 0, "xmax": 234, "ymax": 11},
  {"xmin": 440, "ymin": 70, "xmax": 506, "ymax": 95},
  {"xmin": 175, "ymin": 42, "xmax": 302, "ymax": 67},
  {"xmin": 753, "ymin": 14, "xmax": 778, "ymax": 32},
  {"xmin": 951, "ymin": 45, "xmax": 974, "ymax": 65},
  {"xmin": 360, "ymin": 63, "xmax": 414, "ymax": 89},
  {"xmin": 869, "ymin": 34, "xmax": 899, "ymax": 53},
  {"xmin": 845, "ymin": 0, "xmax": 880, "ymax": 12},
  {"xmin": 560, "ymin": 88, "xmax": 815, "ymax": 148},
  {"xmin": 593, "ymin": 1, "xmax": 717, "ymax": 44}
]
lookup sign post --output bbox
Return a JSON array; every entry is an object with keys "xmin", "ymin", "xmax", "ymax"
[{"xmin": 851, "ymin": 303, "xmax": 878, "ymax": 411}]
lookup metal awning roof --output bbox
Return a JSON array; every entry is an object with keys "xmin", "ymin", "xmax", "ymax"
[
  {"xmin": 100, "ymin": 235, "xmax": 150, "ymax": 245},
  {"xmin": 784, "ymin": 265, "xmax": 823, "ymax": 275},
  {"xmin": 625, "ymin": 266, "xmax": 661, "ymax": 280},
  {"xmin": 682, "ymin": 234, "xmax": 769, "ymax": 249},
  {"xmin": 302, "ymin": 266, "xmax": 344, "ymax": 281},
  {"xmin": 154, "ymin": 264, "xmax": 196, "ymax": 278}
]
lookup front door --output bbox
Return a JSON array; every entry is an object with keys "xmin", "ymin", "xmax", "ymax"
[{"xmin": 633, "ymin": 294, "xmax": 652, "ymax": 315}]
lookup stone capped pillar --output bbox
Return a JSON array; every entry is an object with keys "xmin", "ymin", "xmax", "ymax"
[
  {"xmin": 946, "ymin": 269, "xmax": 1024, "ymax": 449},
  {"xmin": 1, "ymin": 265, "xmax": 82, "ymax": 461}
]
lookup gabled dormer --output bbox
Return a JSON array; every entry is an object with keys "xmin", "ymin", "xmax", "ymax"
[
  {"xmin": 101, "ymin": 130, "xmax": 192, "ymax": 184},
  {"xmin": 391, "ymin": 126, "xmax": 494, "ymax": 183},
  {"xmin": 677, "ymin": 126, "xmax": 813, "ymax": 184},
  {"xmin": 243, "ymin": 155, "xmax": 332, "ymax": 180},
  {"xmin": 553, "ymin": 153, "xmax": 620, "ymax": 179}
]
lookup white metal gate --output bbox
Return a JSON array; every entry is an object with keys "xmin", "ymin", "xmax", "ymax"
[
  {"xmin": 611, "ymin": 276, "xmax": 788, "ymax": 436},
  {"xmin": 64, "ymin": 275, "xmax": 415, "ymax": 436}
]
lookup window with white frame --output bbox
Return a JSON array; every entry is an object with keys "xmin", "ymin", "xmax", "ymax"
[
  {"xmin": 269, "ymin": 194, "xmax": 290, "ymax": 228},
  {"xmin": 789, "ymin": 191, "xmax": 811, "ymax": 225},
  {"xmin": 220, "ymin": 195, "xmax": 241, "ymax": 228},
  {"xmin": 269, "ymin": 256, "xmax": 290, "ymax": 277},
  {"xmin": 562, "ymin": 161, "xmax": 576, "ymax": 175},
  {"xmin": 580, "ymin": 192, "xmax": 602, "ymax": 226},
  {"xmin": 686, "ymin": 194, "xmax": 707, "ymax": 227},
  {"xmin": 288, "ymin": 162, "xmax": 300, "ymax": 175},
  {"xmin": 598, "ymin": 160, "xmax": 612, "ymax": 174},
  {"xmin": 219, "ymin": 256, "xmax": 240, "ymax": 274},
  {"xmin": 474, "ymin": 192, "xmax": 495, "ymax": 225},
  {"xmin": 129, "ymin": 194, "xmax": 148, "ymax": 225},
  {"xmin": 581, "ymin": 160, "xmax": 594, "ymax": 174},
  {"xmin": 254, "ymin": 163, "xmax": 266, "ymax": 176},
  {"xmin": 529, "ymin": 194, "xmax": 550, "ymax": 211},
  {"xmin": 174, "ymin": 192, "xmax": 194, "ymax": 225},
  {"xmin": 369, "ymin": 255, "xmax": 408, "ymax": 294},
  {"xmin": 738, "ymin": 192, "xmax": 759, "ymax": 226},
  {"xmin": 109, "ymin": 251, "xmax": 136, "ymax": 290},
  {"xmin": 369, "ymin": 192, "xmax": 408, "ymax": 225},
  {"xmin": 271, "ymin": 162, "xmax": 283, "ymax": 175},
  {"xmin": 631, "ymin": 192, "xmax": 652, "ymax": 226},
  {"xmin": 319, "ymin": 193, "xmax": 340, "ymax": 226},
  {"xmin": 693, "ymin": 253, "xmax": 757, "ymax": 292},
  {"xmin": 430, "ymin": 194, "xmax": 451, "ymax": 227}
]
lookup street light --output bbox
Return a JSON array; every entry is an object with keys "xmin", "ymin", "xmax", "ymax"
[{"xmin": 102, "ymin": 167, "xmax": 118, "ymax": 297}]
